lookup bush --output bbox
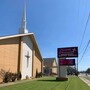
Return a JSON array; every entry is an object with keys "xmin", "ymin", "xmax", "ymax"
[
  {"xmin": 17, "ymin": 72, "xmax": 22, "ymax": 80},
  {"xmin": 3, "ymin": 72, "xmax": 11, "ymax": 83},
  {"xmin": 3, "ymin": 72, "xmax": 12, "ymax": 83},
  {"xmin": 1, "ymin": 70, "xmax": 22, "ymax": 83},
  {"xmin": 36, "ymin": 72, "xmax": 42, "ymax": 78},
  {"xmin": 3, "ymin": 72, "xmax": 17, "ymax": 83},
  {"xmin": 11, "ymin": 73, "xmax": 17, "ymax": 82}
]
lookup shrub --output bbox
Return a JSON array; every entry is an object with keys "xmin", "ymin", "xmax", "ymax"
[
  {"xmin": 17, "ymin": 72, "xmax": 22, "ymax": 80},
  {"xmin": 3, "ymin": 72, "xmax": 11, "ymax": 83},
  {"xmin": 11, "ymin": 73, "xmax": 17, "ymax": 82},
  {"xmin": 1, "ymin": 70, "xmax": 22, "ymax": 83},
  {"xmin": 3, "ymin": 72, "xmax": 17, "ymax": 83},
  {"xmin": 36, "ymin": 72, "xmax": 42, "ymax": 78}
]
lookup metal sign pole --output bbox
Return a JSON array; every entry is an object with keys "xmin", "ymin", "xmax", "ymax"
[
  {"xmin": 77, "ymin": 57, "xmax": 78, "ymax": 73},
  {"xmin": 58, "ymin": 58, "xmax": 60, "ymax": 77}
]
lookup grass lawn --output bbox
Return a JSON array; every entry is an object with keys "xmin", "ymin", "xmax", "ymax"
[{"xmin": 0, "ymin": 76, "xmax": 90, "ymax": 90}]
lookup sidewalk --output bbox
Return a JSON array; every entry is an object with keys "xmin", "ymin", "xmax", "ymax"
[{"xmin": 79, "ymin": 76, "xmax": 90, "ymax": 87}]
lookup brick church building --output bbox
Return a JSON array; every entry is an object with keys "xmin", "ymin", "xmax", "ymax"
[{"xmin": 0, "ymin": 2, "xmax": 43, "ymax": 82}]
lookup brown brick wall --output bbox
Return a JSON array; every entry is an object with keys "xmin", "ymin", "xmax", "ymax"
[
  {"xmin": 33, "ymin": 50, "xmax": 42, "ymax": 78},
  {"xmin": 0, "ymin": 37, "xmax": 19, "ymax": 82}
]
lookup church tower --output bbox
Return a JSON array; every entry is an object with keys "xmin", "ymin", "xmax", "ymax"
[
  {"xmin": 0, "ymin": 0, "xmax": 43, "ymax": 82},
  {"xmin": 19, "ymin": 1, "xmax": 28, "ymax": 34}
]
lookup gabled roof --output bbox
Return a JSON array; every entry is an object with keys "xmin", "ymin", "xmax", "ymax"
[
  {"xmin": 0, "ymin": 33, "xmax": 42, "ymax": 60},
  {"xmin": 0, "ymin": 33, "xmax": 33, "ymax": 40},
  {"xmin": 43, "ymin": 58, "xmax": 57, "ymax": 67}
]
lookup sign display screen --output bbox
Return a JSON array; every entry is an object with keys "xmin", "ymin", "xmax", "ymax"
[
  {"xmin": 59, "ymin": 59, "xmax": 75, "ymax": 66},
  {"xmin": 57, "ymin": 47, "xmax": 78, "ymax": 58}
]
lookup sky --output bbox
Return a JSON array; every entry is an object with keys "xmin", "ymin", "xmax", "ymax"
[{"xmin": 0, "ymin": 0, "xmax": 90, "ymax": 71}]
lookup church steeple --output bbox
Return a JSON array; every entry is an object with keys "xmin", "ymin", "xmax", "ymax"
[{"xmin": 19, "ymin": 0, "xmax": 28, "ymax": 34}]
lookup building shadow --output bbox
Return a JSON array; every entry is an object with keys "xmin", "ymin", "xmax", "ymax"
[{"xmin": 37, "ymin": 79, "xmax": 67, "ymax": 82}]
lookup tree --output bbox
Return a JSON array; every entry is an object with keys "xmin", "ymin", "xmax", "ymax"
[
  {"xmin": 67, "ymin": 66, "xmax": 78, "ymax": 75},
  {"xmin": 86, "ymin": 68, "xmax": 90, "ymax": 74}
]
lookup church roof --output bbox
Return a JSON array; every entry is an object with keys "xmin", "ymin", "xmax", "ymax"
[
  {"xmin": 43, "ymin": 58, "xmax": 57, "ymax": 67},
  {"xmin": 0, "ymin": 33, "xmax": 33, "ymax": 40},
  {"xmin": 0, "ymin": 33, "xmax": 42, "ymax": 60}
]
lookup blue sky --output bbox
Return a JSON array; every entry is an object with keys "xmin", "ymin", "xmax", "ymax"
[{"xmin": 0, "ymin": 0, "xmax": 90, "ymax": 71}]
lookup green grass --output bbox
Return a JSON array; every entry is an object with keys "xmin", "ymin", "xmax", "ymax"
[{"xmin": 0, "ymin": 76, "xmax": 90, "ymax": 90}]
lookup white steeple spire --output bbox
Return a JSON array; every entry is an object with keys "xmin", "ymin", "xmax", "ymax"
[{"xmin": 19, "ymin": 0, "xmax": 28, "ymax": 34}]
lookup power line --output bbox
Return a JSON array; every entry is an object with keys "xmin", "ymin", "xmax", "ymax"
[
  {"xmin": 79, "ymin": 13, "xmax": 90, "ymax": 52},
  {"xmin": 79, "ymin": 40, "xmax": 90, "ymax": 63},
  {"xmin": 79, "ymin": 41, "xmax": 88, "ymax": 55}
]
